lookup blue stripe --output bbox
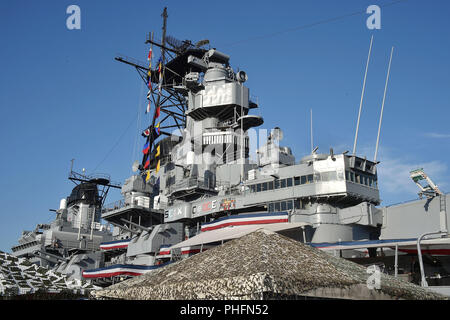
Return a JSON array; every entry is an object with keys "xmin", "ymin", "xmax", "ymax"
[
  {"xmin": 83, "ymin": 262, "xmax": 172, "ymax": 274},
  {"xmin": 309, "ymin": 238, "xmax": 418, "ymax": 248},
  {"xmin": 202, "ymin": 212, "xmax": 288, "ymax": 227}
]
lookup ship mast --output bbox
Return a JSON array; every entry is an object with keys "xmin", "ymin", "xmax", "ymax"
[
  {"xmin": 352, "ymin": 35, "xmax": 374, "ymax": 156},
  {"xmin": 150, "ymin": 7, "xmax": 168, "ymax": 138},
  {"xmin": 115, "ymin": 7, "xmax": 195, "ymax": 173}
]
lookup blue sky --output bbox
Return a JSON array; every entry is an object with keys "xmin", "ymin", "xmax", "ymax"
[{"xmin": 1, "ymin": 0, "xmax": 449, "ymax": 252}]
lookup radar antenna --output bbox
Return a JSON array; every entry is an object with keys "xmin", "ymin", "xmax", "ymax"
[
  {"xmin": 195, "ymin": 39, "xmax": 210, "ymax": 48},
  {"xmin": 164, "ymin": 35, "xmax": 194, "ymax": 52}
]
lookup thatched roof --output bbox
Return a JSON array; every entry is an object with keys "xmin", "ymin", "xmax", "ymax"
[{"xmin": 91, "ymin": 229, "xmax": 446, "ymax": 300}]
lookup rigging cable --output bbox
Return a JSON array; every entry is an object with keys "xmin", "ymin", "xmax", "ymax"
[
  {"xmin": 222, "ymin": 0, "xmax": 408, "ymax": 47},
  {"xmin": 91, "ymin": 113, "xmax": 138, "ymax": 174},
  {"xmin": 131, "ymin": 81, "xmax": 145, "ymax": 166}
]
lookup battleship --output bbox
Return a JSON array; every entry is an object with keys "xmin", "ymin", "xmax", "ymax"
[{"xmin": 10, "ymin": 8, "xmax": 450, "ymax": 297}]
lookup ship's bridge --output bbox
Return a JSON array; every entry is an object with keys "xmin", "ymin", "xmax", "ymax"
[{"xmin": 243, "ymin": 153, "xmax": 380, "ymax": 209}]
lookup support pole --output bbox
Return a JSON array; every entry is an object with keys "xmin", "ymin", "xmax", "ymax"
[
  {"xmin": 302, "ymin": 227, "xmax": 307, "ymax": 244},
  {"xmin": 352, "ymin": 35, "xmax": 374, "ymax": 156},
  {"xmin": 417, "ymin": 231, "xmax": 447, "ymax": 287},
  {"xmin": 90, "ymin": 209, "xmax": 95, "ymax": 241},
  {"xmin": 374, "ymin": 46, "xmax": 394, "ymax": 162},
  {"xmin": 394, "ymin": 244, "xmax": 398, "ymax": 278},
  {"xmin": 241, "ymin": 86, "xmax": 244, "ymax": 182}
]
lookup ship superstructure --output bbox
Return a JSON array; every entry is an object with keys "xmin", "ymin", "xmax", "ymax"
[
  {"xmin": 78, "ymin": 8, "xmax": 389, "ymax": 287},
  {"xmin": 11, "ymin": 166, "xmax": 119, "ymax": 280}
]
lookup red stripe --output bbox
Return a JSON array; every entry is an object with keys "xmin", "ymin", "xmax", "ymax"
[
  {"xmin": 201, "ymin": 218, "xmax": 288, "ymax": 232},
  {"xmin": 181, "ymin": 249, "xmax": 201, "ymax": 255},
  {"xmin": 181, "ymin": 248, "xmax": 211, "ymax": 255},
  {"xmin": 398, "ymin": 248, "xmax": 450, "ymax": 255},
  {"xmin": 158, "ymin": 250, "xmax": 170, "ymax": 255},
  {"xmin": 100, "ymin": 244, "xmax": 128, "ymax": 250},
  {"xmin": 148, "ymin": 48, "xmax": 152, "ymax": 61}
]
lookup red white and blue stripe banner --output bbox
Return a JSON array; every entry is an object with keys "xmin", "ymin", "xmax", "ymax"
[
  {"xmin": 99, "ymin": 239, "xmax": 131, "ymax": 251},
  {"xmin": 200, "ymin": 212, "xmax": 289, "ymax": 232},
  {"xmin": 82, "ymin": 263, "xmax": 169, "ymax": 279}
]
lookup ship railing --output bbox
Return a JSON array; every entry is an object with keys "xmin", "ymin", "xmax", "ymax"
[
  {"xmin": 102, "ymin": 198, "xmax": 153, "ymax": 214},
  {"xmin": 11, "ymin": 240, "xmax": 41, "ymax": 253},
  {"xmin": 71, "ymin": 220, "xmax": 104, "ymax": 231},
  {"xmin": 69, "ymin": 171, "xmax": 110, "ymax": 182},
  {"xmin": 217, "ymin": 118, "xmax": 235, "ymax": 127},
  {"xmin": 102, "ymin": 199, "xmax": 130, "ymax": 214},
  {"xmin": 69, "ymin": 171, "xmax": 122, "ymax": 188},
  {"xmin": 168, "ymin": 177, "xmax": 228, "ymax": 194},
  {"xmin": 104, "ymin": 257, "xmax": 127, "ymax": 267},
  {"xmin": 168, "ymin": 177, "xmax": 206, "ymax": 192},
  {"xmin": 58, "ymin": 239, "xmax": 98, "ymax": 251}
]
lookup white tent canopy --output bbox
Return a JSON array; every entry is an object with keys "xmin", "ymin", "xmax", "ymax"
[{"xmin": 169, "ymin": 222, "xmax": 310, "ymax": 250}]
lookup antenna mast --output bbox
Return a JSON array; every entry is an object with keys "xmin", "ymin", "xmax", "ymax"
[
  {"xmin": 310, "ymin": 109, "xmax": 313, "ymax": 153},
  {"xmin": 151, "ymin": 6, "xmax": 168, "ymax": 133},
  {"xmin": 352, "ymin": 35, "xmax": 374, "ymax": 156},
  {"xmin": 374, "ymin": 46, "xmax": 394, "ymax": 162}
]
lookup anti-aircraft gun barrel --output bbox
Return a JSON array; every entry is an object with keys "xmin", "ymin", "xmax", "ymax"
[
  {"xmin": 109, "ymin": 221, "xmax": 141, "ymax": 235},
  {"xmin": 120, "ymin": 218, "xmax": 153, "ymax": 233}
]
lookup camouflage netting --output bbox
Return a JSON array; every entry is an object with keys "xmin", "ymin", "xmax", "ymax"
[
  {"xmin": 0, "ymin": 250, "xmax": 97, "ymax": 297},
  {"xmin": 92, "ymin": 229, "xmax": 447, "ymax": 300}
]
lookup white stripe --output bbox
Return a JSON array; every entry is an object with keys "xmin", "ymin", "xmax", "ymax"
[{"xmin": 100, "ymin": 241, "xmax": 130, "ymax": 249}]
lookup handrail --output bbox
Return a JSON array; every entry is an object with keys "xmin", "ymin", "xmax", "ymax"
[
  {"xmin": 168, "ymin": 177, "xmax": 229, "ymax": 194},
  {"xmin": 102, "ymin": 199, "xmax": 129, "ymax": 213},
  {"xmin": 417, "ymin": 231, "xmax": 447, "ymax": 287}
]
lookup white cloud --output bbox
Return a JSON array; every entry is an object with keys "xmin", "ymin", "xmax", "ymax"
[
  {"xmin": 424, "ymin": 132, "xmax": 450, "ymax": 139},
  {"xmin": 377, "ymin": 158, "xmax": 448, "ymax": 201},
  {"xmin": 354, "ymin": 145, "xmax": 449, "ymax": 205}
]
